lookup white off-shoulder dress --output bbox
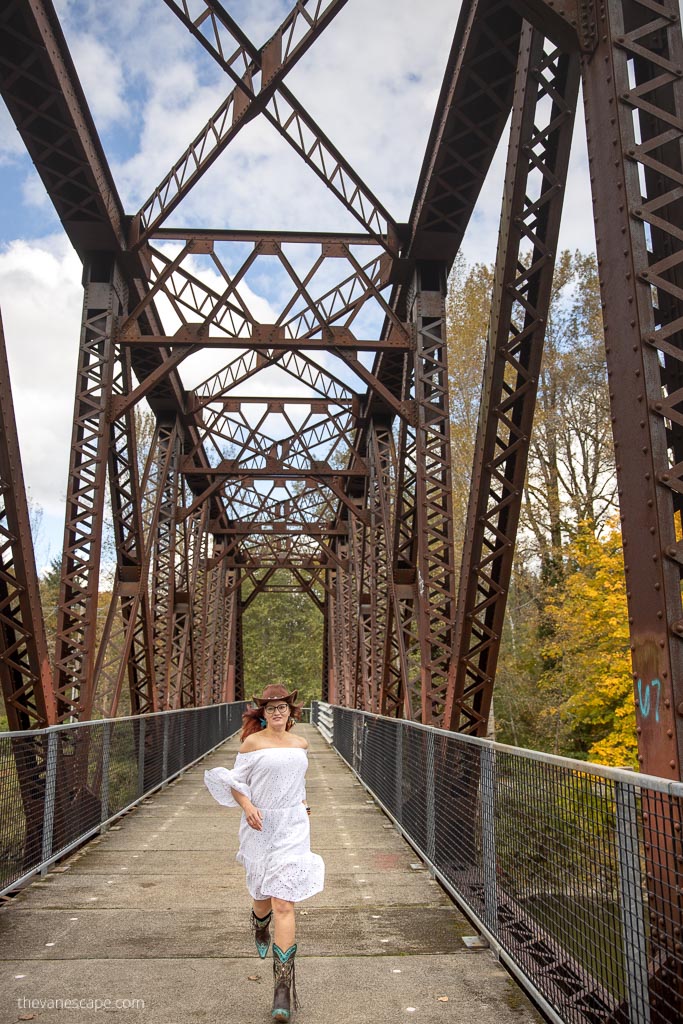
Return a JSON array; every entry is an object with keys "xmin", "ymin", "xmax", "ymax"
[{"xmin": 204, "ymin": 747, "xmax": 325, "ymax": 903}]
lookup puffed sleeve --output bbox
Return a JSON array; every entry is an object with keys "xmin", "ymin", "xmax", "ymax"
[{"xmin": 204, "ymin": 754, "xmax": 251, "ymax": 807}]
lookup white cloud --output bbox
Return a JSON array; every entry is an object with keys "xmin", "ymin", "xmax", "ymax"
[
  {"xmin": 0, "ymin": 236, "xmax": 82, "ymax": 523},
  {"xmin": 20, "ymin": 166, "xmax": 52, "ymax": 209},
  {"xmin": 69, "ymin": 35, "xmax": 127, "ymax": 129}
]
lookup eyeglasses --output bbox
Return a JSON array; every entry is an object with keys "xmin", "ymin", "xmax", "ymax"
[{"xmin": 263, "ymin": 704, "xmax": 290, "ymax": 715}]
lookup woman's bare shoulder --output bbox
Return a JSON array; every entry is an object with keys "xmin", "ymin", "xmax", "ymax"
[
  {"xmin": 292, "ymin": 735, "xmax": 308, "ymax": 750},
  {"xmin": 239, "ymin": 734, "xmax": 263, "ymax": 753}
]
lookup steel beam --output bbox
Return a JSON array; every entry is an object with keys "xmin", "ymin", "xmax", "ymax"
[
  {"xmin": 447, "ymin": 26, "xmax": 580, "ymax": 735},
  {"xmin": 53, "ymin": 260, "xmax": 125, "ymax": 722},
  {"xmin": 582, "ymin": 0, "xmax": 683, "ymax": 781}
]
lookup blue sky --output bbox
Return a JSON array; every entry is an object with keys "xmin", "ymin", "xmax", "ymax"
[{"xmin": 0, "ymin": 0, "xmax": 596, "ymax": 572}]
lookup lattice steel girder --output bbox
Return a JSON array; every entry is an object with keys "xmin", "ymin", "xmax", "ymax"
[
  {"xmin": 370, "ymin": 424, "xmax": 412, "ymax": 720},
  {"xmin": 581, "ymin": 0, "xmax": 683, "ymax": 782},
  {"xmin": 133, "ymin": 0, "xmax": 360, "ymax": 246},
  {"xmin": 410, "ymin": 264, "xmax": 458, "ymax": 725},
  {"xmin": 0, "ymin": 310, "xmax": 55, "ymax": 731},
  {"xmin": 321, "ymin": 587, "xmax": 331, "ymax": 702},
  {"xmin": 97, "ymin": 347, "xmax": 159, "ymax": 719},
  {"xmin": 389, "ymin": 402, "xmax": 421, "ymax": 721},
  {"xmin": 153, "ymin": 0, "xmax": 400, "ymax": 252},
  {"xmin": 127, "ymin": 238, "xmax": 402, "ymax": 351},
  {"xmin": 92, "ymin": 415, "xmax": 183, "ymax": 719},
  {"xmin": 0, "ymin": 0, "xmax": 126, "ymax": 254},
  {"xmin": 406, "ymin": 0, "xmax": 524, "ymax": 263},
  {"xmin": 53, "ymin": 259, "xmax": 126, "ymax": 723},
  {"xmin": 357, "ymin": 423, "xmax": 393, "ymax": 715},
  {"xmin": 232, "ymin": 579, "xmax": 244, "ymax": 702},
  {"xmin": 446, "ymin": 27, "xmax": 580, "ymax": 736}
]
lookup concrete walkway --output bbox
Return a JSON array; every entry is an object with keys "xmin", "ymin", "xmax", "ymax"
[{"xmin": 1, "ymin": 725, "xmax": 541, "ymax": 1023}]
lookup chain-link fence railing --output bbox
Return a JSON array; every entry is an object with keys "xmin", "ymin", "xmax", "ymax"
[
  {"xmin": 312, "ymin": 701, "xmax": 683, "ymax": 1024},
  {"xmin": 0, "ymin": 701, "xmax": 247, "ymax": 897}
]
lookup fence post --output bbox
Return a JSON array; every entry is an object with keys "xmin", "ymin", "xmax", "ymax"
[
  {"xmin": 615, "ymin": 780, "xmax": 651, "ymax": 1024},
  {"xmin": 40, "ymin": 729, "xmax": 58, "ymax": 875},
  {"xmin": 481, "ymin": 745, "xmax": 498, "ymax": 936},
  {"xmin": 426, "ymin": 730, "xmax": 436, "ymax": 864},
  {"xmin": 161, "ymin": 714, "xmax": 169, "ymax": 788},
  {"xmin": 395, "ymin": 722, "xmax": 403, "ymax": 825},
  {"xmin": 137, "ymin": 717, "xmax": 146, "ymax": 798},
  {"xmin": 100, "ymin": 721, "xmax": 111, "ymax": 832}
]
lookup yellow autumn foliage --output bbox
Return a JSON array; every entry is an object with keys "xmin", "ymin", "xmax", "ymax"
[{"xmin": 540, "ymin": 519, "xmax": 638, "ymax": 768}]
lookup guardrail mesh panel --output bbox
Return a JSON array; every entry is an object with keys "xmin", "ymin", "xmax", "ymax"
[
  {"xmin": 315, "ymin": 701, "xmax": 683, "ymax": 1024},
  {"xmin": 0, "ymin": 701, "xmax": 247, "ymax": 895}
]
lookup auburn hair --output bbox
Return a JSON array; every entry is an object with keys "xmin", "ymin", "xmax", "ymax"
[{"xmin": 240, "ymin": 689, "xmax": 303, "ymax": 741}]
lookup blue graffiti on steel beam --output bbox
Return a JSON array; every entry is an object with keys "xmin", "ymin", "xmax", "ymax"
[{"xmin": 636, "ymin": 677, "xmax": 661, "ymax": 723}]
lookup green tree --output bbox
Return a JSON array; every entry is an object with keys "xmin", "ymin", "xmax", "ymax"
[{"xmin": 241, "ymin": 572, "xmax": 323, "ymax": 706}]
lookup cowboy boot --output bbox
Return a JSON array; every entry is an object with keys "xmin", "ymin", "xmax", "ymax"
[
  {"xmin": 250, "ymin": 908, "xmax": 272, "ymax": 959},
  {"xmin": 271, "ymin": 942, "xmax": 300, "ymax": 1021}
]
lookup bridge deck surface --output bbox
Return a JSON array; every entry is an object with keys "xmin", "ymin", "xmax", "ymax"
[{"xmin": 1, "ymin": 725, "xmax": 541, "ymax": 1023}]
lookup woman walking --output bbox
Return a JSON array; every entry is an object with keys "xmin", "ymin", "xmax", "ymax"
[{"xmin": 204, "ymin": 685, "xmax": 324, "ymax": 1021}]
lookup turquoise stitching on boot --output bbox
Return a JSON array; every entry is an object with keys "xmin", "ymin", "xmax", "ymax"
[
  {"xmin": 273, "ymin": 943, "xmax": 297, "ymax": 964},
  {"xmin": 271, "ymin": 1011, "xmax": 289, "ymax": 1021}
]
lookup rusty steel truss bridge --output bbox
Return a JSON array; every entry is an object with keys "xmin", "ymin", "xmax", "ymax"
[{"xmin": 0, "ymin": 0, "xmax": 682, "ymax": 786}]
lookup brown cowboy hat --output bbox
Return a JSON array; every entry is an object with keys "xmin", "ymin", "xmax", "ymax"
[{"xmin": 251, "ymin": 683, "xmax": 299, "ymax": 707}]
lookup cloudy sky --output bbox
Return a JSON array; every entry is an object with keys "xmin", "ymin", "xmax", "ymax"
[{"xmin": 0, "ymin": 0, "xmax": 596, "ymax": 570}]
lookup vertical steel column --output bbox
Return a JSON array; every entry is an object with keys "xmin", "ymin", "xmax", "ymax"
[
  {"xmin": 169, "ymin": 504, "xmax": 198, "ymax": 708},
  {"xmin": 331, "ymin": 565, "xmax": 346, "ymax": 705},
  {"xmin": 340, "ymin": 546, "xmax": 357, "ymax": 707},
  {"xmin": 151, "ymin": 419, "xmax": 179, "ymax": 709},
  {"xmin": 446, "ymin": 28, "xmax": 580, "ymax": 734},
  {"xmin": 91, "ymin": 350, "xmax": 160, "ymax": 720},
  {"xmin": 348, "ymin": 510, "xmax": 368, "ymax": 709},
  {"xmin": 233, "ymin": 579, "xmax": 244, "ymax": 702},
  {"xmin": 582, "ymin": 0, "xmax": 683, "ymax": 780},
  {"xmin": 218, "ymin": 565, "xmax": 233, "ymax": 702},
  {"xmin": 371, "ymin": 423, "xmax": 411, "ymax": 718},
  {"xmin": 389, "ymin": 411, "xmax": 420, "ymax": 719},
  {"xmin": 321, "ymin": 586, "xmax": 331, "ymax": 702},
  {"xmin": 582, "ymin": 0, "xmax": 683, "ymax": 1014},
  {"xmin": 200, "ymin": 552, "xmax": 219, "ymax": 704},
  {"xmin": 53, "ymin": 257, "xmax": 125, "ymax": 722},
  {"xmin": 105, "ymin": 345, "xmax": 156, "ymax": 716},
  {"xmin": 363, "ymin": 425, "xmax": 388, "ymax": 714},
  {"xmin": 410, "ymin": 263, "xmax": 458, "ymax": 724}
]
